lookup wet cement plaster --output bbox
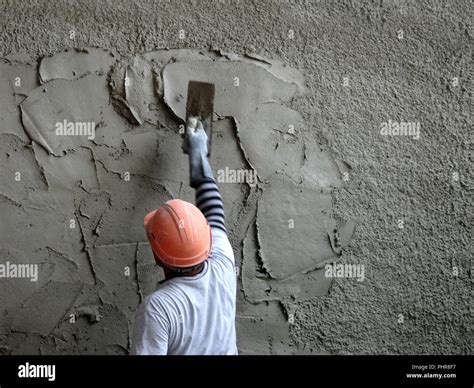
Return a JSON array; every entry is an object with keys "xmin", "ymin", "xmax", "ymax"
[
  {"xmin": 0, "ymin": 0, "xmax": 469, "ymax": 356},
  {"xmin": 0, "ymin": 46, "xmax": 351, "ymax": 354}
]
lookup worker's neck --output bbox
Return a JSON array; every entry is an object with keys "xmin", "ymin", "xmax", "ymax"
[{"xmin": 163, "ymin": 265, "xmax": 204, "ymax": 280}]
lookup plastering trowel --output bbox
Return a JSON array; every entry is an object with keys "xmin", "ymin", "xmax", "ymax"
[{"xmin": 186, "ymin": 81, "xmax": 215, "ymax": 157}]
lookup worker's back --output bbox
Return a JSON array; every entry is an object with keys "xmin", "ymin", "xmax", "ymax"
[{"xmin": 131, "ymin": 228, "xmax": 237, "ymax": 355}]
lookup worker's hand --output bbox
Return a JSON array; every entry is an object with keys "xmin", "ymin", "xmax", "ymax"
[
  {"xmin": 183, "ymin": 117, "xmax": 214, "ymax": 188},
  {"xmin": 182, "ymin": 117, "xmax": 208, "ymax": 157}
]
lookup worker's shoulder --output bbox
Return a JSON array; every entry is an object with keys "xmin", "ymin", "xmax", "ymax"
[
  {"xmin": 142, "ymin": 284, "xmax": 177, "ymax": 312},
  {"xmin": 140, "ymin": 286, "xmax": 183, "ymax": 326},
  {"xmin": 210, "ymin": 228, "xmax": 234, "ymax": 266}
]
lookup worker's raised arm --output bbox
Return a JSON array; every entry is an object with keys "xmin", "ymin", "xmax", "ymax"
[{"xmin": 183, "ymin": 118, "xmax": 227, "ymax": 234}]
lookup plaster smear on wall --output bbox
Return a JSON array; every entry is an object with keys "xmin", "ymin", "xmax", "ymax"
[{"xmin": 0, "ymin": 48, "xmax": 355, "ymax": 354}]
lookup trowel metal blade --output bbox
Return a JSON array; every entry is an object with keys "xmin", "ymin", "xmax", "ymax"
[{"xmin": 186, "ymin": 81, "xmax": 215, "ymax": 156}]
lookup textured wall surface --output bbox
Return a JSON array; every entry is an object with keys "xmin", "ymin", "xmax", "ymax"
[{"xmin": 0, "ymin": 0, "xmax": 471, "ymax": 355}]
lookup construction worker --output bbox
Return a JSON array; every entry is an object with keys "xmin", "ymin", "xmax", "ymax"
[{"xmin": 130, "ymin": 118, "xmax": 237, "ymax": 355}]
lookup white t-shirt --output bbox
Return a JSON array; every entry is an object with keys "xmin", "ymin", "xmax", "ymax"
[{"xmin": 131, "ymin": 228, "xmax": 237, "ymax": 355}]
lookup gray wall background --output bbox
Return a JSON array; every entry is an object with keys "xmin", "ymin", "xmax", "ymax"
[{"xmin": 0, "ymin": 0, "xmax": 471, "ymax": 354}]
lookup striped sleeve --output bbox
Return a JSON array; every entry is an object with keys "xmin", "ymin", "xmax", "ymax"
[{"xmin": 195, "ymin": 179, "xmax": 227, "ymax": 234}]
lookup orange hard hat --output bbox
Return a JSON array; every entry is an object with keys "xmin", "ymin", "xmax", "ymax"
[{"xmin": 144, "ymin": 199, "xmax": 212, "ymax": 268}]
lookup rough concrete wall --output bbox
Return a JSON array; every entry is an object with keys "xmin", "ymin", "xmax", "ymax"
[{"xmin": 0, "ymin": 0, "xmax": 471, "ymax": 355}]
